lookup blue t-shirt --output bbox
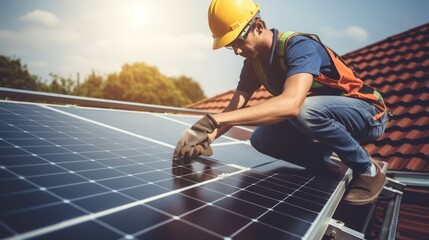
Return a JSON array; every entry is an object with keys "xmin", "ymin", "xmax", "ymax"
[{"xmin": 237, "ymin": 29, "xmax": 337, "ymax": 93}]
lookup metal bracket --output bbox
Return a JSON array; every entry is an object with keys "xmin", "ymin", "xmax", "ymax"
[
  {"xmin": 385, "ymin": 176, "xmax": 406, "ymax": 192},
  {"xmin": 387, "ymin": 170, "xmax": 429, "ymax": 187},
  {"xmin": 325, "ymin": 175, "xmax": 404, "ymax": 240},
  {"xmin": 325, "ymin": 219, "xmax": 366, "ymax": 240},
  {"xmin": 378, "ymin": 178, "xmax": 403, "ymax": 240}
]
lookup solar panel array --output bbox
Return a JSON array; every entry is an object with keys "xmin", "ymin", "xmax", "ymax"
[{"xmin": 0, "ymin": 101, "xmax": 347, "ymax": 240}]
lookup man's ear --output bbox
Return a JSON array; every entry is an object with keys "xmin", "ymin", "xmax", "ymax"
[
  {"xmin": 255, "ymin": 20, "xmax": 265, "ymax": 34},
  {"xmin": 255, "ymin": 20, "xmax": 264, "ymax": 34}
]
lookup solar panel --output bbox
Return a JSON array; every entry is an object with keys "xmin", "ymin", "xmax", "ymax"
[{"xmin": 0, "ymin": 100, "xmax": 348, "ymax": 240}]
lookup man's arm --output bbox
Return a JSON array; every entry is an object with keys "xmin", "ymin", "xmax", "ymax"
[
  {"xmin": 208, "ymin": 89, "xmax": 254, "ymax": 141},
  {"xmin": 211, "ymin": 73, "xmax": 313, "ymax": 126},
  {"xmin": 173, "ymin": 73, "xmax": 312, "ymax": 160}
]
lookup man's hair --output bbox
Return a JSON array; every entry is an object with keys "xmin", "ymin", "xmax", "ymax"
[{"xmin": 253, "ymin": 12, "xmax": 266, "ymax": 28}]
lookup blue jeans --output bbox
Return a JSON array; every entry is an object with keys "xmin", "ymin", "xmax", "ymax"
[{"xmin": 250, "ymin": 96, "xmax": 388, "ymax": 173}]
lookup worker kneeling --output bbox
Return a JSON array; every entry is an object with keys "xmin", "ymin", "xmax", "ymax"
[{"xmin": 174, "ymin": 0, "xmax": 388, "ymax": 205}]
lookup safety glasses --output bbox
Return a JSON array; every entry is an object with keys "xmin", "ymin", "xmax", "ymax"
[{"xmin": 225, "ymin": 16, "xmax": 258, "ymax": 50}]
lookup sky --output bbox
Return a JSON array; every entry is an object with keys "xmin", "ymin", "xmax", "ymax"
[{"xmin": 0, "ymin": 0, "xmax": 428, "ymax": 98}]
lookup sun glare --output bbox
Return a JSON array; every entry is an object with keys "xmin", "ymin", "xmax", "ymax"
[{"xmin": 131, "ymin": 8, "xmax": 145, "ymax": 26}]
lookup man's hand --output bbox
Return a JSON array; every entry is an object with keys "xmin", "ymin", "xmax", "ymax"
[{"xmin": 173, "ymin": 115, "xmax": 219, "ymax": 160}]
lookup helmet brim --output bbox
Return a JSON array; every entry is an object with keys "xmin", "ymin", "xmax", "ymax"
[{"xmin": 212, "ymin": 26, "xmax": 242, "ymax": 50}]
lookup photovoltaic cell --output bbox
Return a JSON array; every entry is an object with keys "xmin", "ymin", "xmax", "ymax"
[
  {"xmin": 50, "ymin": 106, "xmax": 235, "ymax": 145},
  {"xmin": 0, "ymin": 101, "xmax": 346, "ymax": 240}
]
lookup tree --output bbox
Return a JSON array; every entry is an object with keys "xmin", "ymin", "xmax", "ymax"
[
  {"xmin": 102, "ymin": 62, "xmax": 201, "ymax": 107},
  {"xmin": 102, "ymin": 73, "xmax": 123, "ymax": 100},
  {"xmin": 0, "ymin": 55, "xmax": 42, "ymax": 90},
  {"xmin": 78, "ymin": 71, "xmax": 103, "ymax": 98},
  {"xmin": 173, "ymin": 75, "xmax": 206, "ymax": 104},
  {"xmin": 0, "ymin": 55, "xmax": 206, "ymax": 107},
  {"xmin": 47, "ymin": 73, "xmax": 76, "ymax": 95}
]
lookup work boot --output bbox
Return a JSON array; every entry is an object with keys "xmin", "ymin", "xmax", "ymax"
[{"xmin": 344, "ymin": 160, "xmax": 387, "ymax": 205}]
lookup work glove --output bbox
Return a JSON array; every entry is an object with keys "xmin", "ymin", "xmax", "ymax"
[{"xmin": 173, "ymin": 115, "xmax": 219, "ymax": 160}]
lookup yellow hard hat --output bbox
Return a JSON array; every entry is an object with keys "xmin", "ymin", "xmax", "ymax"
[{"xmin": 208, "ymin": 0, "xmax": 259, "ymax": 50}]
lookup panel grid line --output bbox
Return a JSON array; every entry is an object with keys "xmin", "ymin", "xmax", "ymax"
[
  {"xmin": 0, "ymin": 101, "xmax": 345, "ymax": 240},
  {"xmin": 133, "ymin": 172, "xmax": 318, "ymax": 239},
  {"xmin": 40, "ymin": 105, "xmax": 176, "ymax": 149},
  {"xmin": 5, "ymin": 167, "xmax": 249, "ymax": 240},
  {"xmin": 1, "ymin": 103, "xmax": 250, "ymax": 239},
  {"xmin": 229, "ymin": 175, "xmax": 316, "ymax": 238}
]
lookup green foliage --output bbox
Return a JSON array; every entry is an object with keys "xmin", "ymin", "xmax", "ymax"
[
  {"xmin": 0, "ymin": 55, "xmax": 41, "ymax": 90},
  {"xmin": 47, "ymin": 73, "xmax": 76, "ymax": 95},
  {"xmin": 77, "ymin": 71, "xmax": 103, "ymax": 98},
  {"xmin": 173, "ymin": 75, "xmax": 206, "ymax": 104},
  {"xmin": 103, "ymin": 73, "xmax": 123, "ymax": 100},
  {"xmin": 0, "ymin": 55, "xmax": 206, "ymax": 107},
  {"xmin": 100, "ymin": 62, "xmax": 205, "ymax": 106},
  {"xmin": 113, "ymin": 62, "xmax": 187, "ymax": 106}
]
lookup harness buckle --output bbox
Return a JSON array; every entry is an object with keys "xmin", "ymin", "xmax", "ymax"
[{"xmin": 387, "ymin": 112, "xmax": 395, "ymax": 122}]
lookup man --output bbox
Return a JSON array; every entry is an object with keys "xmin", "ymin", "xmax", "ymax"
[{"xmin": 174, "ymin": 0, "xmax": 388, "ymax": 205}]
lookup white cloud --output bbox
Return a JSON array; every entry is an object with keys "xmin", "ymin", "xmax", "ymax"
[
  {"xmin": 0, "ymin": 10, "xmax": 80, "ymax": 49},
  {"xmin": 0, "ymin": 2, "xmax": 221, "ymax": 94},
  {"xmin": 0, "ymin": 27, "xmax": 80, "ymax": 48},
  {"xmin": 345, "ymin": 26, "xmax": 369, "ymax": 42},
  {"xmin": 59, "ymin": 32, "xmax": 213, "ymax": 80},
  {"xmin": 19, "ymin": 10, "xmax": 60, "ymax": 27},
  {"xmin": 321, "ymin": 26, "xmax": 369, "ymax": 42}
]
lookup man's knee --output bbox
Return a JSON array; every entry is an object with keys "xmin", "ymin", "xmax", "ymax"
[
  {"xmin": 250, "ymin": 127, "xmax": 265, "ymax": 152},
  {"xmin": 250, "ymin": 125, "xmax": 277, "ymax": 155}
]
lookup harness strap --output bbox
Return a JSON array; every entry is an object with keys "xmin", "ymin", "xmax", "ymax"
[
  {"xmin": 253, "ymin": 31, "xmax": 323, "ymax": 96},
  {"xmin": 278, "ymin": 32, "xmax": 325, "ymax": 89},
  {"xmin": 252, "ymin": 59, "xmax": 281, "ymax": 96},
  {"xmin": 358, "ymin": 84, "xmax": 387, "ymax": 120},
  {"xmin": 252, "ymin": 31, "xmax": 388, "ymax": 121}
]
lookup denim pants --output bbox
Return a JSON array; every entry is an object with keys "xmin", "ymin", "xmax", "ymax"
[{"xmin": 250, "ymin": 96, "xmax": 388, "ymax": 173}]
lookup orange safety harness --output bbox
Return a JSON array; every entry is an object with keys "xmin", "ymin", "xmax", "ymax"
[{"xmin": 252, "ymin": 31, "xmax": 387, "ymax": 121}]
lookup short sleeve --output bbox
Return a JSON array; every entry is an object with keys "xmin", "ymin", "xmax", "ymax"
[{"xmin": 284, "ymin": 36, "xmax": 322, "ymax": 79}]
